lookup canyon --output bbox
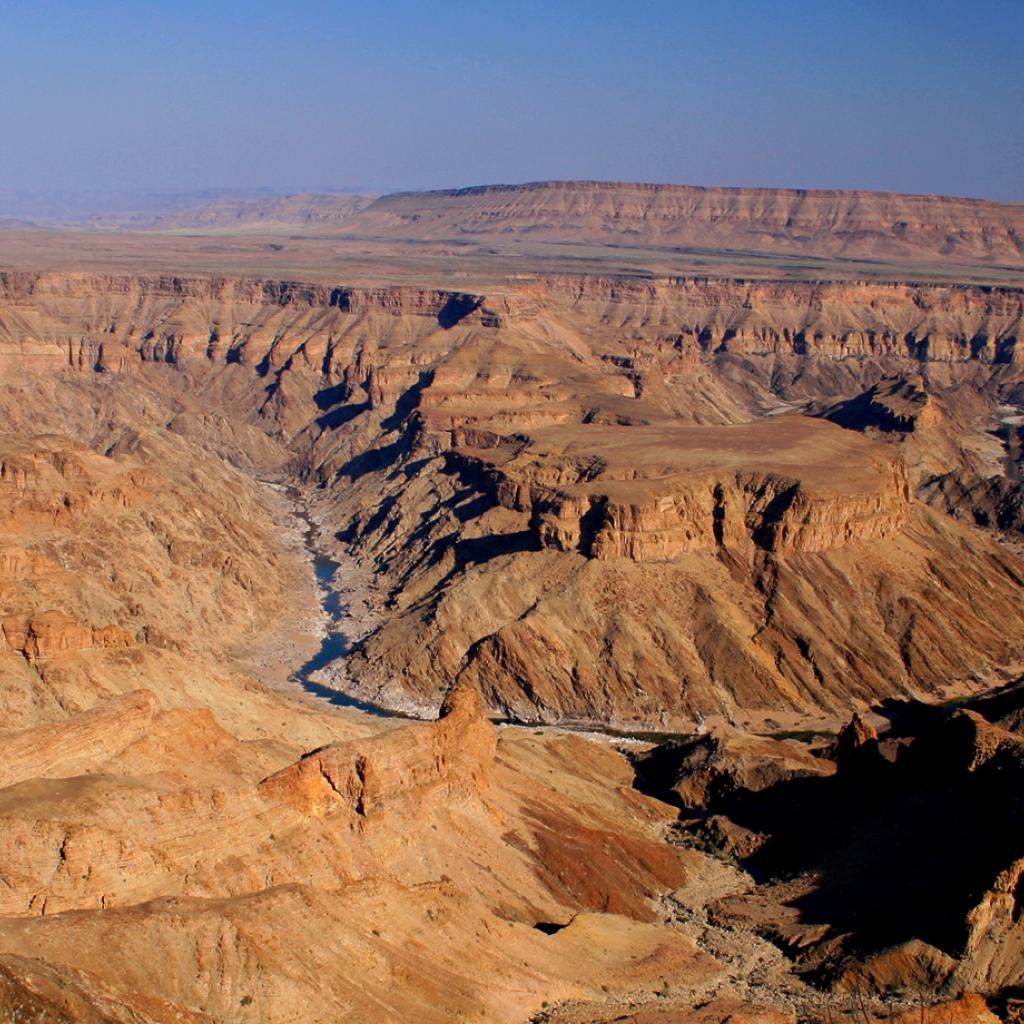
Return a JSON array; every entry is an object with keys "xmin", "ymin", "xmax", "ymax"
[{"xmin": 0, "ymin": 183, "xmax": 1022, "ymax": 1022}]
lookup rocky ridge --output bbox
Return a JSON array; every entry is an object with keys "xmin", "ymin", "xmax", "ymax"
[
  {"xmin": 635, "ymin": 680, "xmax": 1024, "ymax": 999},
  {"xmin": 340, "ymin": 181, "xmax": 1024, "ymax": 265},
  {"xmin": 1, "ymin": 271, "xmax": 1024, "ymax": 726}
]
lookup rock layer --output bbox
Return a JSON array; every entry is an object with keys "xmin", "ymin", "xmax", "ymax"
[
  {"xmin": 452, "ymin": 418, "xmax": 910, "ymax": 561},
  {"xmin": 259, "ymin": 685, "xmax": 496, "ymax": 817},
  {"xmin": 2, "ymin": 270, "xmax": 1024, "ymax": 726},
  {"xmin": 340, "ymin": 181, "xmax": 1024, "ymax": 265}
]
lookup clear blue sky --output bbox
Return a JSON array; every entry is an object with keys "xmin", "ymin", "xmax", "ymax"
[{"xmin": 1, "ymin": 0, "xmax": 1021, "ymax": 204}]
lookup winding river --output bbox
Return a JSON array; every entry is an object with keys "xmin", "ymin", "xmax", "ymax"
[
  {"xmin": 288, "ymin": 496, "xmax": 412, "ymax": 720},
  {"xmin": 286, "ymin": 492, "xmax": 691, "ymax": 743}
]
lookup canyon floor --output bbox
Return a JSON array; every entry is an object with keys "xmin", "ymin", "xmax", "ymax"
[{"xmin": 0, "ymin": 181, "xmax": 1023, "ymax": 1023}]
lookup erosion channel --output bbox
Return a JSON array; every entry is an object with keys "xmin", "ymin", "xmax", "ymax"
[{"xmin": 286, "ymin": 490, "xmax": 407, "ymax": 719}]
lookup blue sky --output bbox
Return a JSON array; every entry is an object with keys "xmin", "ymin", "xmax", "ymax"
[{"xmin": 0, "ymin": 0, "xmax": 1021, "ymax": 204}]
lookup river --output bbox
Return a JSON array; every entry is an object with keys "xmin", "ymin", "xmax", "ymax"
[
  {"xmin": 287, "ymin": 494, "xmax": 414, "ymax": 720},
  {"xmin": 286, "ymin": 490, "xmax": 692, "ymax": 744}
]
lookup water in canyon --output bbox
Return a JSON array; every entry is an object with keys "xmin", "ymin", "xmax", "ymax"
[{"xmin": 288, "ymin": 497, "xmax": 406, "ymax": 719}]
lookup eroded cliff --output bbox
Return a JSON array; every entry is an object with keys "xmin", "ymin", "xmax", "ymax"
[
  {"xmin": 1, "ymin": 270, "xmax": 1023, "ymax": 727},
  {"xmin": 341, "ymin": 181, "xmax": 1024, "ymax": 266},
  {"xmin": 0, "ymin": 256, "xmax": 1021, "ymax": 1022}
]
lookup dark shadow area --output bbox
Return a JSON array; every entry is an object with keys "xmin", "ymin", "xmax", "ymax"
[
  {"xmin": 437, "ymin": 293, "xmax": 483, "ymax": 328},
  {"xmin": 400, "ymin": 456, "xmax": 434, "ymax": 480},
  {"xmin": 712, "ymin": 483, "xmax": 726, "ymax": 546},
  {"xmin": 532, "ymin": 921, "xmax": 569, "ymax": 935},
  {"xmin": 961, "ymin": 676, "xmax": 1024, "ymax": 732},
  {"xmin": 380, "ymin": 371, "xmax": 434, "ymax": 431},
  {"xmin": 995, "ymin": 336, "xmax": 1019, "ymax": 364},
  {"xmin": 360, "ymin": 493, "xmax": 401, "ymax": 539},
  {"xmin": 453, "ymin": 493, "xmax": 496, "ymax": 523},
  {"xmin": 453, "ymin": 530, "xmax": 538, "ymax": 569},
  {"xmin": 576, "ymin": 497, "xmax": 607, "ymax": 556},
  {"xmin": 750, "ymin": 485, "xmax": 799, "ymax": 549},
  {"xmin": 633, "ymin": 694, "xmax": 1024, "ymax": 963},
  {"xmin": 314, "ymin": 380, "xmax": 355, "ymax": 411},
  {"xmin": 629, "ymin": 742, "xmax": 689, "ymax": 811},
  {"xmin": 333, "ymin": 431, "xmax": 414, "ymax": 482},
  {"xmin": 420, "ymin": 528, "xmax": 538, "ymax": 579},
  {"xmin": 316, "ymin": 400, "xmax": 370, "ymax": 431}
]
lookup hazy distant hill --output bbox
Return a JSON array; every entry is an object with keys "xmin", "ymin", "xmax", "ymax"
[
  {"xmin": 11, "ymin": 182, "xmax": 1023, "ymax": 269},
  {"xmin": 0, "ymin": 189, "xmax": 377, "ymax": 231},
  {"xmin": 146, "ymin": 192, "xmax": 378, "ymax": 230},
  {"xmin": 337, "ymin": 180, "xmax": 1024, "ymax": 266}
]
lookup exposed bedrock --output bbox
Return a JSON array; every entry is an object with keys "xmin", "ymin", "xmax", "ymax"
[
  {"xmin": 2, "ymin": 271, "xmax": 1024, "ymax": 727},
  {"xmin": 336, "ymin": 438, "xmax": 1024, "ymax": 728},
  {"xmin": 258, "ymin": 685, "xmax": 497, "ymax": 818},
  {"xmin": 0, "ymin": 273, "xmax": 1020, "ymax": 380},
  {"xmin": 448, "ymin": 419, "xmax": 910, "ymax": 561},
  {"xmin": 633, "ymin": 683, "xmax": 1024, "ymax": 997},
  {"xmin": 339, "ymin": 180, "xmax": 1024, "ymax": 266}
]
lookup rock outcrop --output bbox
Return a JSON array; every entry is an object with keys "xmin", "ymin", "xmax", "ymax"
[
  {"xmin": 259, "ymin": 685, "xmax": 496, "ymax": 817},
  {"xmin": 0, "ymin": 274, "xmax": 1021, "ymax": 386},
  {"xmin": 452, "ymin": 417, "xmax": 910, "ymax": 561},
  {"xmin": 640, "ymin": 684, "xmax": 1024, "ymax": 1000},
  {"xmin": 1, "ymin": 611, "xmax": 133, "ymax": 661},
  {"xmin": 824, "ymin": 375, "xmax": 942, "ymax": 434},
  {"xmin": 636, "ymin": 726, "xmax": 835, "ymax": 814}
]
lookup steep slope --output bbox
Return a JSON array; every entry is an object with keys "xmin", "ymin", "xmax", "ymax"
[
  {"xmin": 1, "ymin": 271, "xmax": 1024, "ymax": 727},
  {"xmin": 0, "ymin": 380, "xmax": 380, "ymax": 754},
  {"xmin": 635, "ymin": 683, "xmax": 1024, "ymax": 998}
]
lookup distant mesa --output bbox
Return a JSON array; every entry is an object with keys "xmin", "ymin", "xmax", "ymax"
[
  {"xmin": 9, "ymin": 179, "xmax": 1022, "ymax": 271},
  {"xmin": 336, "ymin": 180, "xmax": 1024, "ymax": 265},
  {"xmin": 145, "ymin": 191, "xmax": 379, "ymax": 230}
]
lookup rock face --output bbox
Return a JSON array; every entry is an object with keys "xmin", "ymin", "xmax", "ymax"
[
  {"xmin": 1, "ymin": 273, "xmax": 1021, "ymax": 379},
  {"xmin": 259, "ymin": 685, "xmax": 497, "ymax": 817},
  {"xmin": 638, "ymin": 683, "xmax": 1024, "ymax": 999},
  {"xmin": 824, "ymin": 375, "xmax": 942, "ymax": 434},
  {"xmin": 636, "ymin": 728, "xmax": 835, "ymax": 814},
  {"xmin": 0, "ymin": 366, "xmax": 723, "ymax": 1021},
  {"xmin": 921, "ymin": 471, "xmax": 1024, "ymax": 536},
  {"xmin": 340, "ymin": 181, "xmax": 1024, "ymax": 266},
  {"xmin": 453, "ymin": 418, "xmax": 910, "ymax": 561},
  {"xmin": 1, "ymin": 271, "xmax": 1023, "ymax": 726},
  {"xmin": 0, "ymin": 407, "xmax": 316, "ymax": 736},
  {"xmin": 1, "ymin": 611, "xmax": 133, "ymax": 661},
  {"xmin": 337, "ymin": 401, "xmax": 1022, "ymax": 725}
]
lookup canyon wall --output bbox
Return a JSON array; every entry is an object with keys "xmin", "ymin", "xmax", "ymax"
[
  {"xmin": 2, "ymin": 270, "xmax": 1024, "ymax": 727},
  {"xmin": 1, "ymin": 272, "xmax": 1020, "ymax": 372}
]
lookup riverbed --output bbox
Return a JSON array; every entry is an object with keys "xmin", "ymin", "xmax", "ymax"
[{"xmin": 288, "ymin": 496, "xmax": 412, "ymax": 720}]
